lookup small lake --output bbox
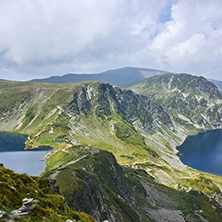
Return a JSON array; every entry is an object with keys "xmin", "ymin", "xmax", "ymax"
[
  {"xmin": 0, "ymin": 132, "xmax": 50, "ymax": 176},
  {"xmin": 177, "ymin": 129, "xmax": 222, "ymax": 175}
]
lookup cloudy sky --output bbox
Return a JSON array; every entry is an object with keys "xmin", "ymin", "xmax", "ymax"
[{"xmin": 1, "ymin": 0, "xmax": 222, "ymax": 81}]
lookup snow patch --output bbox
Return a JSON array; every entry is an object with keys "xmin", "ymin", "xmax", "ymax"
[
  {"xmin": 207, "ymin": 102, "xmax": 215, "ymax": 108},
  {"xmin": 167, "ymin": 76, "xmax": 174, "ymax": 90},
  {"xmin": 171, "ymin": 88, "xmax": 178, "ymax": 92}
]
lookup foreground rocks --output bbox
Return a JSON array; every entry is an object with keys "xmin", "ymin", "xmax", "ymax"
[
  {"xmin": 0, "ymin": 198, "xmax": 38, "ymax": 220},
  {"xmin": 10, "ymin": 198, "xmax": 37, "ymax": 218}
]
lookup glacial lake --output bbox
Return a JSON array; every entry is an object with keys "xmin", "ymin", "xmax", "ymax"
[
  {"xmin": 177, "ymin": 129, "xmax": 222, "ymax": 175},
  {"xmin": 0, "ymin": 132, "xmax": 50, "ymax": 176}
]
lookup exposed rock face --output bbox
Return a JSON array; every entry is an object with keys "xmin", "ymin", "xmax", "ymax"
[
  {"xmin": 193, "ymin": 115, "xmax": 205, "ymax": 125},
  {"xmin": 65, "ymin": 82, "xmax": 173, "ymax": 133},
  {"xmin": 145, "ymin": 100, "xmax": 173, "ymax": 129},
  {"xmin": 128, "ymin": 73, "xmax": 222, "ymax": 130},
  {"xmin": 0, "ymin": 80, "xmax": 174, "ymax": 155}
]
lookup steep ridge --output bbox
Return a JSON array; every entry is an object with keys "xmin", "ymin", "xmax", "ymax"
[
  {"xmin": 208, "ymin": 78, "xmax": 222, "ymax": 95},
  {"xmin": 1, "ymin": 78, "xmax": 222, "ymax": 178},
  {"xmin": 42, "ymin": 146, "xmax": 222, "ymax": 222}
]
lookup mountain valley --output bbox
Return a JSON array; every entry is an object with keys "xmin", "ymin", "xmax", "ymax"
[{"xmin": 1, "ymin": 71, "xmax": 222, "ymax": 221}]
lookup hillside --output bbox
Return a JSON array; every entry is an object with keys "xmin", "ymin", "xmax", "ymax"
[
  {"xmin": 127, "ymin": 73, "xmax": 222, "ymax": 130},
  {"xmin": 2, "ymin": 148, "xmax": 222, "ymax": 222},
  {"xmin": 0, "ymin": 80, "xmax": 173, "ymax": 164},
  {"xmin": 1, "ymin": 78, "xmax": 222, "ymax": 221},
  {"xmin": 30, "ymin": 67, "xmax": 169, "ymax": 87},
  {"xmin": 0, "ymin": 164, "xmax": 96, "ymax": 222},
  {"xmin": 43, "ymin": 146, "xmax": 222, "ymax": 222}
]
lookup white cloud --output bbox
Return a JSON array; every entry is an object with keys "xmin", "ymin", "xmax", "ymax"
[
  {"xmin": 149, "ymin": 0, "xmax": 222, "ymax": 79},
  {"xmin": 0, "ymin": 0, "xmax": 122, "ymax": 65},
  {"xmin": 0, "ymin": 0, "xmax": 222, "ymax": 81}
]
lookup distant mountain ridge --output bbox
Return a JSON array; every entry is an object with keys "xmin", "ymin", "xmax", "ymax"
[
  {"xmin": 31, "ymin": 67, "xmax": 222, "ymax": 92},
  {"xmin": 30, "ymin": 67, "xmax": 169, "ymax": 86},
  {"xmin": 208, "ymin": 78, "xmax": 222, "ymax": 94}
]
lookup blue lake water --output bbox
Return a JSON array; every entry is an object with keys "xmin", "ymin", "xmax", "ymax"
[
  {"xmin": 0, "ymin": 132, "xmax": 49, "ymax": 176},
  {"xmin": 177, "ymin": 129, "xmax": 222, "ymax": 175}
]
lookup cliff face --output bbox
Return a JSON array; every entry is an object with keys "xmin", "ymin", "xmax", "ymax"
[
  {"xmin": 64, "ymin": 82, "xmax": 173, "ymax": 132},
  {"xmin": 0, "ymin": 80, "xmax": 172, "ymax": 134}
]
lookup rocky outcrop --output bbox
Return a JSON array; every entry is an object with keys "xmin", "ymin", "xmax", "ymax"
[
  {"xmin": 0, "ymin": 165, "xmax": 96, "ymax": 221},
  {"xmin": 65, "ymin": 82, "xmax": 173, "ymax": 133},
  {"xmin": 11, "ymin": 198, "xmax": 37, "ymax": 218},
  {"xmin": 128, "ymin": 73, "xmax": 222, "ymax": 130}
]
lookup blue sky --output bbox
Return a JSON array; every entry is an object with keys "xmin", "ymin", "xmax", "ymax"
[{"xmin": 1, "ymin": 0, "xmax": 222, "ymax": 81}]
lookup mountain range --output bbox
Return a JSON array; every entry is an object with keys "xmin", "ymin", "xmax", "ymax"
[
  {"xmin": 30, "ymin": 67, "xmax": 222, "ymax": 93},
  {"xmin": 1, "ymin": 69, "xmax": 222, "ymax": 221},
  {"xmin": 30, "ymin": 67, "xmax": 169, "ymax": 87}
]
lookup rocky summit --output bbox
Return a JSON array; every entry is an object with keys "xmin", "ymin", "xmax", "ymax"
[
  {"xmin": 127, "ymin": 73, "xmax": 222, "ymax": 129},
  {"xmin": 1, "ymin": 72, "xmax": 222, "ymax": 221}
]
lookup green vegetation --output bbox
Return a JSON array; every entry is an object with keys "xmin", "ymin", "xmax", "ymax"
[
  {"xmin": 0, "ymin": 82, "xmax": 32, "ymax": 115},
  {"xmin": 187, "ymin": 190, "xmax": 222, "ymax": 221},
  {"xmin": 115, "ymin": 122, "xmax": 145, "ymax": 146},
  {"xmin": 181, "ymin": 175, "xmax": 221, "ymax": 195},
  {"xmin": 45, "ymin": 151, "xmax": 74, "ymax": 172},
  {"xmin": 0, "ymin": 165, "xmax": 96, "ymax": 222},
  {"xmin": 41, "ymin": 145, "xmax": 222, "ymax": 222}
]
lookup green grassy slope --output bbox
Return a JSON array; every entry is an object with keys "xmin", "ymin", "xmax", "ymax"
[
  {"xmin": 0, "ymin": 164, "xmax": 96, "ymax": 222},
  {"xmin": 0, "ymin": 80, "xmax": 168, "ymax": 165},
  {"xmin": 42, "ymin": 145, "xmax": 222, "ymax": 222}
]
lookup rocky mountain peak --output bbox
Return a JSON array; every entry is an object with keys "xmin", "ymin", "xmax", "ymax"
[{"xmin": 127, "ymin": 73, "xmax": 222, "ymax": 130}]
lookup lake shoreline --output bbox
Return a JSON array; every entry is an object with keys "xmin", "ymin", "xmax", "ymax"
[
  {"xmin": 177, "ymin": 129, "xmax": 222, "ymax": 176},
  {"xmin": 0, "ymin": 132, "xmax": 50, "ymax": 176}
]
